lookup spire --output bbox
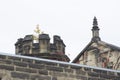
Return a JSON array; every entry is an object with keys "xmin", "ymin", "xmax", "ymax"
[
  {"xmin": 92, "ymin": 17, "xmax": 101, "ymax": 41},
  {"xmin": 92, "ymin": 16, "xmax": 99, "ymax": 30},
  {"xmin": 93, "ymin": 16, "xmax": 98, "ymax": 26}
]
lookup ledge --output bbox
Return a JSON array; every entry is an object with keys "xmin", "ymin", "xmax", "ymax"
[{"xmin": 0, "ymin": 52, "xmax": 120, "ymax": 73}]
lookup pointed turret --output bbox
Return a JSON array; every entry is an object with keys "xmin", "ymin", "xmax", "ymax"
[
  {"xmin": 93, "ymin": 16, "xmax": 98, "ymax": 26},
  {"xmin": 91, "ymin": 17, "xmax": 101, "ymax": 41}
]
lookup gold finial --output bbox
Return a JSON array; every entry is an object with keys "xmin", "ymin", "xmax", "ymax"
[{"xmin": 34, "ymin": 24, "xmax": 41, "ymax": 34}]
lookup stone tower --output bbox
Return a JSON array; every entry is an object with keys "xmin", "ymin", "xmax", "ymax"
[{"xmin": 15, "ymin": 27, "xmax": 70, "ymax": 62}]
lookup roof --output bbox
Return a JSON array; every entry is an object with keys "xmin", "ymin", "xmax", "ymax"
[{"xmin": 72, "ymin": 41, "xmax": 93, "ymax": 63}]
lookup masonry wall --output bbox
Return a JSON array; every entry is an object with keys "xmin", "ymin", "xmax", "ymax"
[{"xmin": 0, "ymin": 53, "xmax": 120, "ymax": 80}]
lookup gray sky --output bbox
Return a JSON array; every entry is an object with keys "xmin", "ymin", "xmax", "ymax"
[{"xmin": 0, "ymin": 0, "xmax": 120, "ymax": 60}]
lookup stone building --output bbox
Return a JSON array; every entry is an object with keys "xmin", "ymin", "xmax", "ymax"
[
  {"xmin": 15, "ymin": 27, "xmax": 70, "ymax": 62},
  {"xmin": 0, "ymin": 18, "xmax": 119, "ymax": 80},
  {"xmin": 72, "ymin": 17, "xmax": 120, "ymax": 70}
]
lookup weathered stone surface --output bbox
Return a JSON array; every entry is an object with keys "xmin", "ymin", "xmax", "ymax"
[
  {"xmin": 0, "ymin": 64, "xmax": 14, "ymax": 71},
  {"xmin": 87, "ymin": 72, "xmax": 99, "ymax": 77},
  {"xmin": 11, "ymin": 72, "xmax": 29, "ymax": 79},
  {"xmin": 29, "ymin": 63, "xmax": 45, "ymax": 69},
  {"xmin": 46, "ymin": 66, "xmax": 63, "ymax": 72},
  {"xmin": 49, "ymin": 71, "xmax": 67, "ymax": 77},
  {"xmin": 64, "ymin": 68, "xmax": 74, "ymax": 73},
  {"xmin": 59, "ymin": 64, "xmax": 69, "ymax": 68},
  {"xmin": 76, "ymin": 75, "xmax": 87, "ymax": 80},
  {"xmin": 76, "ymin": 70, "xmax": 86, "ymax": 75},
  {"xmin": 84, "ymin": 67, "xmax": 92, "ymax": 71},
  {"xmin": 22, "ymin": 58, "xmax": 33, "ymax": 63},
  {"xmin": 8, "ymin": 56, "xmax": 21, "ymax": 61},
  {"xmin": 73, "ymin": 41, "xmax": 120, "ymax": 70},
  {"xmin": 0, "ymin": 55, "xmax": 6, "ymax": 59},
  {"xmin": 0, "ymin": 59, "xmax": 12, "ymax": 64},
  {"xmin": 35, "ymin": 60, "xmax": 58, "ymax": 66},
  {"xmin": 30, "ymin": 74, "xmax": 51, "ymax": 80},
  {"xmin": 0, "ymin": 70, "xmax": 12, "ymax": 80},
  {"xmin": 39, "ymin": 69, "xmax": 48, "ymax": 75},
  {"xmin": 70, "ymin": 65, "xmax": 82, "ymax": 70},
  {"xmin": 52, "ymin": 77, "xmax": 57, "ymax": 80},
  {"xmin": 16, "ymin": 67, "xmax": 37, "ymax": 73},
  {"xmin": 0, "ymin": 54, "xmax": 119, "ymax": 80},
  {"xmin": 93, "ymin": 69, "xmax": 102, "ymax": 73},
  {"xmin": 13, "ymin": 61, "xmax": 27, "ymax": 67}
]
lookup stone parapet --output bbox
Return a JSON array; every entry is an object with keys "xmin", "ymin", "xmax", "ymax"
[{"xmin": 0, "ymin": 53, "xmax": 119, "ymax": 80}]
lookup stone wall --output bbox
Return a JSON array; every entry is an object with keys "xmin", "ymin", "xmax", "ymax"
[{"xmin": 0, "ymin": 53, "xmax": 119, "ymax": 80}]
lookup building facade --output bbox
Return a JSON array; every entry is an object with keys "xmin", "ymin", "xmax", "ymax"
[{"xmin": 72, "ymin": 17, "xmax": 120, "ymax": 70}]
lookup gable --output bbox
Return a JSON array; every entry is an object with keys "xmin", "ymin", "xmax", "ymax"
[{"xmin": 72, "ymin": 40, "xmax": 120, "ymax": 70}]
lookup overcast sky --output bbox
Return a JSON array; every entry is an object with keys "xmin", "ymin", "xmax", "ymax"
[{"xmin": 0, "ymin": 0, "xmax": 120, "ymax": 61}]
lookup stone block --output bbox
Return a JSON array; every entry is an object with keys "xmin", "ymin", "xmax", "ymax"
[
  {"xmin": 84, "ymin": 67, "xmax": 92, "ymax": 71},
  {"xmin": 30, "ymin": 74, "xmax": 51, "ymax": 80},
  {"xmin": 39, "ymin": 69, "xmax": 48, "ymax": 75},
  {"xmin": 46, "ymin": 66, "xmax": 63, "ymax": 72},
  {"xmin": 22, "ymin": 58, "xmax": 33, "ymax": 63},
  {"xmin": 0, "ymin": 55, "xmax": 6, "ymax": 59},
  {"xmin": 8, "ymin": 56, "xmax": 21, "ymax": 61},
  {"xmin": 87, "ymin": 72, "xmax": 99, "ymax": 77},
  {"xmin": 100, "ymin": 74, "xmax": 113, "ymax": 79},
  {"xmin": 13, "ymin": 61, "xmax": 27, "ymax": 67},
  {"xmin": 100, "ymin": 70, "xmax": 107, "ymax": 74},
  {"xmin": 0, "ymin": 59, "xmax": 12, "ymax": 64},
  {"xmin": 0, "ymin": 64, "xmax": 14, "ymax": 71},
  {"xmin": 67, "ymin": 74, "xmax": 76, "ymax": 78},
  {"xmin": 16, "ymin": 67, "xmax": 37, "ymax": 73},
  {"xmin": 76, "ymin": 70, "xmax": 86, "ymax": 75},
  {"xmin": 88, "ymin": 77, "xmax": 105, "ymax": 80},
  {"xmin": 64, "ymin": 68, "xmax": 74, "ymax": 73},
  {"xmin": 76, "ymin": 75, "xmax": 87, "ymax": 80},
  {"xmin": 49, "ymin": 71, "xmax": 67, "ymax": 77},
  {"xmin": 52, "ymin": 77, "xmax": 57, "ymax": 80},
  {"xmin": 35, "ymin": 60, "xmax": 57, "ymax": 66},
  {"xmin": 11, "ymin": 72, "xmax": 29, "ymax": 79},
  {"xmin": 70, "ymin": 65, "xmax": 82, "ymax": 70},
  {"xmin": 59, "ymin": 64, "xmax": 69, "ymax": 68},
  {"xmin": 29, "ymin": 63, "xmax": 45, "ymax": 69},
  {"xmin": 92, "ymin": 69, "xmax": 101, "ymax": 73}
]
